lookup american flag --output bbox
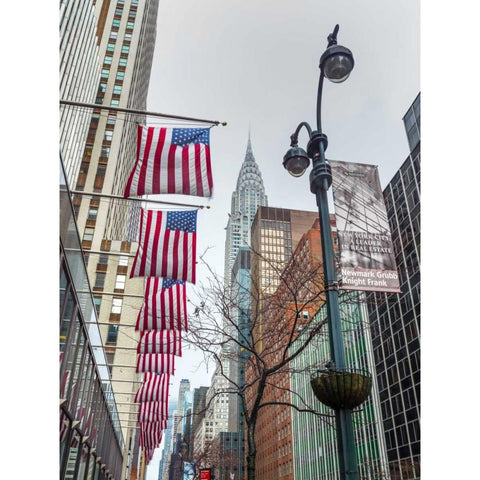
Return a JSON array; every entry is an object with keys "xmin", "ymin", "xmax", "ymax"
[
  {"xmin": 135, "ymin": 278, "xmax": 188, "ymax": 332},
  {"xmin": 139, "ymin": 422, "xmax": 164, "ymax": 450},
  {"xmin": 137, "ymin": 330, "xmax": 182, "ymax": 356},
  {"xmin": 138, "ymin": 401, "xmax": 169, "ymax": 422},
  {"xmin": 136, "ymin": 353, "xmax": 175, "ymax": 375},
  {"xmin": 145, "ymin": 447, "xmax": 156, "ymax": 464},
  {"xmin": 134, "ymin": 373, "xmax": 170, "ymax": 403},
  {"xmin": 124, "ymin": 125, "xmax": 213, "ymax": 198},
  {"xmin": 130, "ymin": 209, "xmax": 197, "ymax": 283}
]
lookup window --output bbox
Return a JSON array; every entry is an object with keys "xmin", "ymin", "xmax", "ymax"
[
  {"xmin": 101, "ymin": 68, "xmax": 110, "ymax": 78},
  {"xmin": 104, "ymin": 55, "xmax": 113, "ymax": 65},
  {"xmin": 87, "ymin": 207, "xmax": 98, "ymax": 220},
  {"xmin": 124, "ymin": 33, "xmax": 132, "ymax": 42},
  {"xmin": 100, "ymin": 147, "xmax": 110, "ymax": 158},
  {"xmin": 83, "ymin": 227, "xmax": 95, "ymax": 241},
  {"xmin": 107, "ymin": 114, "xmax": 116, "ymax": 126},
  {"xmin": 104, "ymin": 130, "xmax": 113, "ymax": 142},
  {"xmin": 113, "ymin": 84, "xmax": 122, "ymax": 95},
  {"xmin": 115, "ymin": 274, "xmax": 126, "ymax": 290},
  {"xmin": 126, "ymin": 21, "xmax": 135, "ymax": 30},
  {"xmin": 99, "ymin": 83, "xmax": 107, "ymax": 93},
  {"xmin": 98, "ymin": 254, "xmax": 109, "ymax": 265},
  {"xmin": 112, "ymin": 19, "xmax": 121, "ymax": 28},
  {"xmin": 119, "ymin": 255, "xmax": 129, "ymax": 266},
  {"xmin": 95, "ymin": 273, "xmax": 106, "ymax": 288},
  {"xmin": 94, "ymin": 296, "xmax": 102, "ymax": 314},
  {"xmin": 121, "ymin": 45, "xmax": 130, "ymax": 54},
  {"xmin": 111, "ymin": 99, "xmax": 120, "ymax": 106},
  {"xmin": 111, "ymin": 298, "xmax": 123, "ymax": 314},
  {"xmin": 109, "ymin": 31, "xmax": 118, "ymax": 40},
  {"xmin": 116, "ymin": 71, "xmax": 125, "ymax": 81},
  {"xmin": 107, "ymin": 42, "xmax": 115, "ymax": 52},
  {"xmin": 118, "ymin": 57, "xmax": 127, "ymax": 67},
  {"xmin": 106, "ymin": 324, "xmax": 119, "ymax": 343}
]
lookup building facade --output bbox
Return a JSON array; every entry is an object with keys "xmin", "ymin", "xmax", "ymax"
[
  {"xmin": 60, "ymin": 0, "xmax": 101, "ymax": 186},
  {"xmin": 60, "ymin": 0, "xmax": 161, "ymax": 477},
  {"xmin": 61, "ymin": 164, "xmax": 125, "ymax": 480},
  {"xmin": 245, "ymin": 207, "xmax": 320, "ymax": 480},
  {"xmin": 158, "ymin": 400, "xmax": 178, "ymax": 480},
  {"xmin": 367, "ymin": 94, "xmax": 421, "ymax": 480}
]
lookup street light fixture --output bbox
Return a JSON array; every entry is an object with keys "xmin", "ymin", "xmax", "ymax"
[{"xmin": 283, "ymin": 25, "xmax": 364, "ymax": 480}]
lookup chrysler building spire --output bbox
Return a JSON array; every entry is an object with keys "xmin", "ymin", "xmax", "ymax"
[{"xmin": 224, "ymin": 133, "xmax": 268, "ymax": 287}]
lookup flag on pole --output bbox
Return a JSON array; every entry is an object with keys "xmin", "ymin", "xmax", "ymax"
[
  {"xmin": 145, "ymin": 448, "xmax": 156, "ymax": 464},
  {"xmin": 139, "ymin": 423, "xmax": 164, "ymax": 450},
  {"xmin": 124, "ymin": 125, "xmax": 213, "ymax": 198},
  {"xmin": 135, "ymin": 278, "xmax": 188, "ymax": 332},
  {"xmin": 139, "ymin": 419, "xmax": 168, "ymax": 431},
  {"xmin": 137, "ymin": 330, "xmax": 182, "ymax": 356},
  {"xmin": 136, "ymin": 353, "xmax": 176, "ymax": 375},
  {"xmin": 130, "ymin": 209, "xmax": 197, "ymax": 283},
  {"xmin": 138, "ymin": 401, "xmax": 169, "ymax": 422},
  {"xmin": 134, "ymin": 373, "xmax": 170, "ymax": 403}
]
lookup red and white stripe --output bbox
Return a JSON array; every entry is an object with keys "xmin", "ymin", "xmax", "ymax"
[
  {"xmin": 139, "ymin": 422, "xmax": 164, "ymax": 450},
  {"xmin": 137, "ymin": 401, "xmax": 169, "ymax": 422},
  {"xmin": 137, "ymin": 330, "xmax": 182, "ymax": 355},
  {"xmin": 136, "ymin": 353, "xmax": 175, "ymax": 374},
  {"xmin": 124, "ymin": 125, "xmax": 213, "ymax": 198},
  {"xmin": 139, "ymin": 419, "xmax": 168, "ymax": 431},
  {"xmin": 134, "ymin": 373, "xmax": 170, "ymax": 403},
  {"xmin": 130, "ymin": 209, "xmax": 196, "ymax": 283},
  {"xmin": 145, "ymin": 448, "xmax": 156, "ymax": 464},
  {"xmin": 135, "ymin": 278, "xmax": 188, "ymax": 332},
  {"xmin": 60, "ymin": 409, "xmax": 70, "ymax": 443}
]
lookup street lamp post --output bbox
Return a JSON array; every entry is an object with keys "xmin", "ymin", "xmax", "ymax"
[{"xmin": 283, "ymin": 25, "xmax": 359, "ymax": 480}]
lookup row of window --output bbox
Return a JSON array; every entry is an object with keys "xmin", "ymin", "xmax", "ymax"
[{"xmin": 60, "ymin": 259, "xmax": 123, "ymax": 479}]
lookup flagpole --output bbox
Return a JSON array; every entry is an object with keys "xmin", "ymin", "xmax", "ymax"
[
  {"xmin": 70, "ymin": 190, "xmax": 209, "ymax": 210},
  {"xmin": 59, "ymin": 99, "xmax": 227, "ymax": 126}
]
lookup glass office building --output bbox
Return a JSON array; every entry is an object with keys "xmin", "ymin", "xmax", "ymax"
[
  {"xmin": 290, "ymin": 293, "xmax": 389, "ymax": 480},
  {"xmin": 367, "ymin": 94, "xmax": 420, "ymax": 479}
]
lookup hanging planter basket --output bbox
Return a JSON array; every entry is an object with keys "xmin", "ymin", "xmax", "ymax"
[{"xmin": 310, "ymin": 368, "xmax": 372, "ymax": 410}]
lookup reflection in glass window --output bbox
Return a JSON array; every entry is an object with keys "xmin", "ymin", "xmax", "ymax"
[
  {"xmin": 107, "ymin": 324, "xmax": 119, "ymax": 343},
  {"xmin": 111, "ymin": 298, "xmax": 123, "ymax": 314},
  {"xmin": 83, "ymin": 227, "xmax": 95, "ymax": 241},
  {"xmin": 115, "ymin": 274, "xmax": 126, "ymax": 289}
]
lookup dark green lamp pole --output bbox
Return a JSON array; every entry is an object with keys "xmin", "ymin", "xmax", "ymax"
[{"xmin": 283, "ymin": 25, "xmax": 359, "ymax": 480}]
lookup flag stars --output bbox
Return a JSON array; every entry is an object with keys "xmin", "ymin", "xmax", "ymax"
[
  {"xmin": 166, "ymin": 210, "xmax": 197, "ymax": 232},
  {"xmin": 172, "ymin": 128, "xmax": 210, "ymax": 147}
]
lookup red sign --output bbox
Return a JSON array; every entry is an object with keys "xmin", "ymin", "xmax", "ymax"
[{"xmin": 200, "ymin": 469, "xmax": 211, "ymax": 480}]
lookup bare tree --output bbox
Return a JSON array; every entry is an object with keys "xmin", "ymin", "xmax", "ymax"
[{"xmin": 186, "ymin": 247, "xmax": 334, "ymax": 480}]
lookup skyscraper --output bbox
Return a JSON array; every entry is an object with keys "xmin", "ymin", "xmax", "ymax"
[
  {"xmin": 60, "ymin": 0, "xmax": 100, "ymax": 185},
  {"xmin": 245, "ymin": 207, "xmax": 320, "ymax": 480},
  {"xmin": 367, "ymin": 94, "xmax": 420, "ymax": 480},
  {"xmin": 60, "ymin": 0, "xmax": 161, "ymax": 476},
  {"xmin": 224, "ymin": 134, "xmax": 268, "ymax": 289}
]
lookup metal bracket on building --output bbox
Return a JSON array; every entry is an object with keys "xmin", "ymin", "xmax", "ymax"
[{"xmin": 325, "ymin": 280, "xmax": 339, "ymax": 291}]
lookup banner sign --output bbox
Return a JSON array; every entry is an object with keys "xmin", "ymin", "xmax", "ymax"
[
  {"xmin": 200, "ymin": 469, "xmax": 212, "ymax": 480},
  {"xmin": 329, "ymin": 160, "xmax": 401, "ymax": 293}
]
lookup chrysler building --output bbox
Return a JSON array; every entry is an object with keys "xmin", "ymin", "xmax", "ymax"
[{"xmin": 224, "ymin": 133, "xmax": 268, "ymax": 288}]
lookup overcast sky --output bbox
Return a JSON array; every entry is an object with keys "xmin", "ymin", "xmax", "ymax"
[{"xmin": 144, "ymin": 0, "xmax": 419, "ymax": 476}]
